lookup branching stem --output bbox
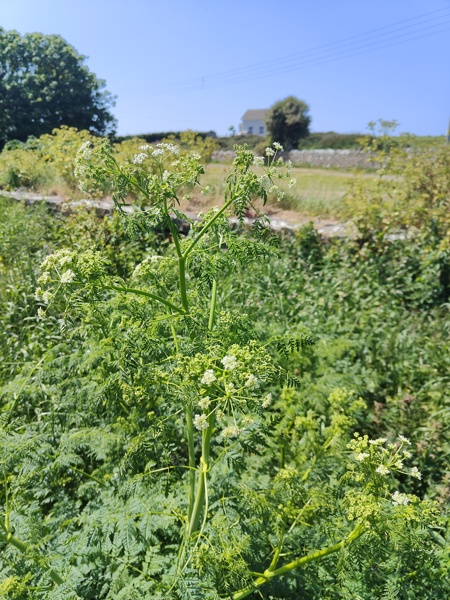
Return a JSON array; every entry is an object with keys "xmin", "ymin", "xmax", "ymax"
[
  {"xmin": 0, "ymin": 531, "xmax": 64, "ymax": 585},
  {"xmin": 106, "ymin": 284, "xmax": 184, "ymax": 314},
  {"xmin": 231, "ymin": 522, "xmax": 366, "ymax": 600}
]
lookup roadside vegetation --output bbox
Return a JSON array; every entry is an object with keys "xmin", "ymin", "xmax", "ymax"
[{"xmin": 0, "ymin": 136, "xmax": 449, "ymax": 598}]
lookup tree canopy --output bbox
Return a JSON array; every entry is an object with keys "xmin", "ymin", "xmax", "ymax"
[
  {"xmin": 0, "ymin": 29, "xmax": 116, "ymax": 147},
  {"xmin": 266, "ymin": 96, "xmax": 311, "ymax": 150}
]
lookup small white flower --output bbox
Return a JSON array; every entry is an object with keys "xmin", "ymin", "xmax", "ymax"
[
  {"xmin": 399, "ymin": 435, "xmax": 411, "ymax": 445},
  {"xmin": 157, "ymin": 143, "xmax": 180, "ymax": 155},
  {"xmin": 265, "ymin": 147, "xmax": 275, "ymax": 157},
  {"xmin": 38, "ymin": 271, "xmax": 51, "ymax": 284},
  {"xmin": 376, "ymin": 465, "xmax": 390, "ymax": 475},
  {"xmin": 225, "ymin": 383, "xmax": 235, "ymax": 394},
  {"xmin": 215, "ymin": 409, "xmax": 225, "ymax": 422},
  {"xmin": 35, "ymin": 287, "xmax": 43, "ymax": 301},
  {"xmin": 369, "ymin": 438, "xmax": 387, "ymax": 446},
  {"xmin": 242, "ymin": 415, "xmax": 254, "ymax": 426},
  {"xmin": 219, "ymin": 424, "xmax": 241, "ymax": 439},
  {"xmin": 403, "ymin": 450, "xmax": 412, "ymax": 459},
  {"xmin": 221, "ymin": 355, "xmax": 238, "ymax": 370},
  {"xmin": 356, "ymin": 452, "xmax": 370, "ymax": 462},
  {"xmin": 253, "ymin": 156, "xmax": 265, "ymax": 166},
  {"xmin": 193, "ymin": 414, "xmax": 209, "ymax": 431},
  {"xmin": 198, "ymin": 396, "xmax": 211, "ymax": 411},
  {"xmin": 60, "ymin": 269, "xmax": 75, "ymax": 283},
  {"xmin": 410, "ymin": 467, "xmax": 422, "ymax": 480},
  {"xmin": 395, "ymin": 460, "xmax": 404, "ymax": 469},
  {"xmin": 245, "ymin": 374, "xmax": 258, "ymax": 388},
  {"xmin": 201, "ymin": 370, "xmax": 216, "ymax": 385},
  {"xmin": 392, "ymin": 491, "xmax": 409, "ymax": 506},
  {"xmin": 273, "ymin": 142, "xmax": 284, "ymax": 151},
  {"xmin": 138, "ymin": 145, "xmax": 151, "ymax": 151},
  {"xmin": 132, "ymin": 152, "xmax": 147, "ymax": 164},
  {"xmin": 151, "ymin": 148, "xmax": 164, "ymax": 157},
  {"xmin": 42, "ymin": 290, "xmax": 53, "ymax": 304},
  {"xmin": 262, "ymin": 393, "xmax": 272, "ymax": 409},
  {"xmin": 37, "ymin": 307, "xmax": 46, "ymax": 319}
]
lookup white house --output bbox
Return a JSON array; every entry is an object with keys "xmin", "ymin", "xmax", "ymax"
[{"xmin": 239, "ymin": 109, "xmax": 269, "ymax": 136}]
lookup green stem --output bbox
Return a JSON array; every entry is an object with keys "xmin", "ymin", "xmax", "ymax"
[
  {"xmin": 106, "ymin": 284, "xmax": 185, "ymax": 314},
  {"xmin": 231, "ymin": 522, "xmax": 366, "ymax": 600},
  {"xmin": 183, "ymin": 196, "xmax": 235, "ymax": 259},
  {"xmin": 208, "ymin": 279, "xmax": 218, "ymax": 331},
  {"xmin": 178, "ymin": 257, "xmax": 189, "ymax": 312},
  {"xmin": 188, "ymin": 413, "xmax": 214, "ymax": 536},
  {"xmin": 186, "ymin": 407, "xmax": 196, "ymax": 525},
  {"xmin": 0, "ymin": 532, "xmax": 64, "ymax": 585},
  {"xmin": 267, "ymin": 525, "xmax": 285, "ymax": 573},
  {"xmin": 67, "ymin": 465, "xmax": 107, "ymax": 487}
]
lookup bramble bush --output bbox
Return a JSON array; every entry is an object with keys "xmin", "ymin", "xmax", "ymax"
[{"xmin": 0, "ymin": 142, "xmax": 448, "ymax": 598}]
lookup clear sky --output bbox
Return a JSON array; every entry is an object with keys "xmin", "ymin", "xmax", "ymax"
[{"xmin": 2, "ymin": 0, "xmax": 449, "ymax": 136}]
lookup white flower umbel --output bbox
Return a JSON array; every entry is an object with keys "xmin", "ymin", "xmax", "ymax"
[
  {"xmin": 253, "ymin": 156, "xmax": 265, "ymax": 166},
  {"xmin": 410, "ymin": 467, "xmax": 422, "ymax": 479},
  {"xmin": 356, "ymin": 452, "xmax": 370, "ymax": 462},
  {"xmin": 132, "ymin": 153, "xmax": 147, "ymax": 164},
  {"xmin": 193, "ymin": 414, "xmax": 209, "ymax": 431},
  {"xmin": 392, "ymin": 491, "xmax": 409, "ymax": 506},
  {"xmin": 42, "ymin": 291, "xmax": 53, "ymax": 304},
  {"xmin": 369, "ymin": 438, "xmax": 387, "ymax": 446},
  {"xmin": 219, "ymin": 424, "xmax": 241, "ymax": 440},
  {"xmin": 60, "ymin": 269, "xmax": 75, "ymax": 283},
  {"xmin": 265, "ymin": 147, "xmax": 275, "ymax": 157},
  {"xmin": 201, "ymin": 370, "xmax": 216, "ymax": 385},
  {"xmin": 261, "ymin": 393, "xmax": 272, "ymax": 409},
  {"xmin": 38, "ymin": 271, "xmax": 51, "ymax": 284},
  {"xmin": 273, "ymin": 142, "xmax": 284, "ymax": 151},
  {"xmin": 398, "ymin": 435, "xmax": 411, "ymax": 445},
  {"xmin": 245, "ymin": 374, "xmax": 258, "ymax": 388},
  {"xmin": 375, "ymin": 465, "xmax": 390, "ymax": 475},
  {"xmin": 198, "ymin": 396, "xmax": 211, "ymax": 411},
  {"xmin": 221, "ymin": 355, "xmax": 238, "ymax": 370}
]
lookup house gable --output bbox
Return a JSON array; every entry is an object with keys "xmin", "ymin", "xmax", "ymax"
[{"xmin": 240, "ymin": 108, "xmax": 269, "ymax": 136}]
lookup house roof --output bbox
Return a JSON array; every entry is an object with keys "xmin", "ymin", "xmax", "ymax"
[{"xmin": 242, "ymin": 109, "xmax": 269, "ymax": 121}]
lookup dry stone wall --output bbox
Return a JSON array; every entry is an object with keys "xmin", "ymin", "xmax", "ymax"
[{"xmin": 213, "ymin": 149, "xmax": 375, "ymax": 169}]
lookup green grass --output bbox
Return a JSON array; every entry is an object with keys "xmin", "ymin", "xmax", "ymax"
[{"xmin": 195, "ymin": 163, "xmax": 375, "ymax": 218}]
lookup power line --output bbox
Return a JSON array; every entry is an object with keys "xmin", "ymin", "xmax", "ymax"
[{"xmin": 156, "ymin": 7, "xmax": 450, "ymax": 94}]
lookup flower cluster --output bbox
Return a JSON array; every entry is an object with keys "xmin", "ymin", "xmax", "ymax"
[{"xmin": 348, "ymin": 433, "xmax": 422, "ymax": 506}]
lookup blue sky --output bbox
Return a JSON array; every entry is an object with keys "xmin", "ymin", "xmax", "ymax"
[{"xmin": 2, "ymin": 0, "xmax": 449, "ymax": 136}]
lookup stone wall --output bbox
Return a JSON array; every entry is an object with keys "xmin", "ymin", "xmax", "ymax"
[{"xmin": 212, "ymin": 148, "xmax": 376, "ymax": 169}]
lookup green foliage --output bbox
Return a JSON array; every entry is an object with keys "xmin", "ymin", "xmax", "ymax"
[
  {"xmin": 0, "ymin": 138, "xmax": 449, "ymax": 598},
  {"xmin": 266, "ymin": 96, "xmax": 311, "ymax": 150},
  {"xmin": 297, "ymin": 131, "xmax": 364, "ymax": 149},
  {"xmin": 0, "ymin": 28, "xmax": 116, "ymax": 147}
]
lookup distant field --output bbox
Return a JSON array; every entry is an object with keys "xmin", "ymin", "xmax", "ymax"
[{"xmin": 191, "ymin": 163, "xmax": 376, "ymax": 218}]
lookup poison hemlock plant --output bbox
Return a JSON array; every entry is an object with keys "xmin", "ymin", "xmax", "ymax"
[{"xmin": 0, "ymin": 142, "xmax": 446, "ymax": 599}]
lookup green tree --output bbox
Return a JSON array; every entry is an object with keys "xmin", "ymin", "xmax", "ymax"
[
  {"xmin": 266, "ymin": 96, "xmax": 311, "ymax": 150},
  {"xmin": 0, "ymin": 29, "xmax": 116, "ymax": 147}
]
